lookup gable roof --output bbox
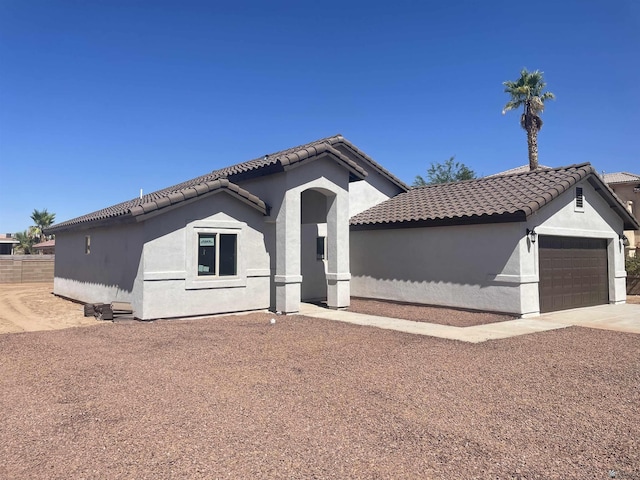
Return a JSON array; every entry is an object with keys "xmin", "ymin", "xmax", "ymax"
[
  {"xmin": 602, "ymin": 172, "xmax": 640, "ymax": 185},
  {"xmin": 48, "ymin": 135, "xmax": 406, "ymax": 234},
  {"xmin": 47, "ymin": 179, "xmax": 269, "ymax": 234},
  {"xmin": 351, "ymin": 163, "xmax": 640, "ymax": 230}
]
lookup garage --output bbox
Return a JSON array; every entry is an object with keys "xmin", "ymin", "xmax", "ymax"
[{"xmin": 538, "ymin": 236, "xmax": 609, "ymax": 313}]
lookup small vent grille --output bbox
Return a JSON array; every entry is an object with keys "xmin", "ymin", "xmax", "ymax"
[{"xmin": 576, "ymin": 187, "xmax": 584, "ymax": 209}]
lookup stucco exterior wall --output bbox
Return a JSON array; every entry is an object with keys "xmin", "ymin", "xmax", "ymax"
[
  {"xmin": 138, "ymin": 192, "xmax": 271, "ymax": 320},
  {"xmin": 525, "ymin": 179, "xmax": 627, "ymax": 307},
  {"xmin": 607, "ymin": 182, "xmax": 639, "ymax": 252},
  {"xmin": 352, "ymin": 179, "xmax": 627, "ymax": 316},
  {"xmin": 351, "ymin": 222, "xmax": 525, "ymax": 314},
  {"xmin": 53, "ymin": 223, "xmax": 144, "ymax": 304}
]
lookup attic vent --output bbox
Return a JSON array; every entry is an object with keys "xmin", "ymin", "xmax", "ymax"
[{"xmin": 575, "ymin": 187, "xmax": 584, "ymax": 210}]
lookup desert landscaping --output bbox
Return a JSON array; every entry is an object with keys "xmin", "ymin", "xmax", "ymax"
[{"xmin": 0, "ymin": 284, "xmax": 639, "ymax": 479}]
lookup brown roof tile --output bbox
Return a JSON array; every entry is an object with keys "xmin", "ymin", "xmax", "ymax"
[
  {"xmin": 47, "ymin": 135, "xmax": 405, "ymax": 234},
  {"xmin": 602, "ymin": 172, "xmax": 640, "ymax": 185},
  {"xmin": 351, "ymin": 163, "xmax": 640, "ymax": 230}
]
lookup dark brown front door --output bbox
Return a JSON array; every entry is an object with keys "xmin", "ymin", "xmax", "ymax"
[{"xmin": 538, "ymin": 236, "xmax": 609, "ymax": 313}]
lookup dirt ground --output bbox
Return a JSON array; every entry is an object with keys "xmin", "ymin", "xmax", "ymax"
[
  {"xmin": 0, "ymin": 285, "xmax": 639, "ymax": 478},
  {"xmin": 348, "ymin": 297, "xmax": 517, "ymax": 327},
  {"xmin": 0, "ymin": 283, "xmax": 101, "ymax": 334}
]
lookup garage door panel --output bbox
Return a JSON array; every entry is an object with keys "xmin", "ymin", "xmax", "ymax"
[{"xmin": 539, "ymin": 236, "xmax": 608, "ymax": 313}]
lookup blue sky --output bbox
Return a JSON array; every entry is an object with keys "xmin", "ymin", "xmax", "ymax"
[{"xmin": 1, "ymin": 0, "xmax": 639, "ymax": 233}]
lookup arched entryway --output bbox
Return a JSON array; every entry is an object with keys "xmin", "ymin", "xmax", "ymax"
[
  {"xmin": 274, "ymin": 179, "xmax": 350, "ymax": 313},
  {"xmin": 300, "ymin": 189, "xmax": 330, "ymax": 302}
]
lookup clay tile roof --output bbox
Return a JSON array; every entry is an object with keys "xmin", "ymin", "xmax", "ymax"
[
  {"xmin": 351, "ymin": 162, "xmax": 639, "ymax": 229},
  {"xmin": 33, "ymin": 239, "xmax": 55, "ymax": 248},
  {"xmin": 602, "ymin": 172, "xmax": 640, "ymax": 185},
  {"xmin": 47, "ymin": 135, "xmax": 395, "ymax": 234},
  {"xmin": 47, "ymin": 178, "xmax": 269, "ymax": 234}
]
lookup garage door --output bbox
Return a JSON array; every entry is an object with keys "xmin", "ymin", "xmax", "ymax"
[{"xmin": 538, "ymin": 236, "xmax": 609, "ymax": 313}]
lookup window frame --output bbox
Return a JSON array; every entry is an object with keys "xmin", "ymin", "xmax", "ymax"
[
  {"xmin": 197, "ymin": 232, "xmax": 237, "ymax": 277},
  {"xmin": 185, "ymin": 221, "xmax": 245, "ymax": 290}
]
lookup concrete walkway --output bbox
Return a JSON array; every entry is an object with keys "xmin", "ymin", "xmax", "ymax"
[{"xmin": 298, "ymin": 303, "xmax": 640, "ymax": 343}]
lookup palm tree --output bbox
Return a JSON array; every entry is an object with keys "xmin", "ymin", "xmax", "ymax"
[
  {"xmin": 30, "ymin": 209, "xmax": 56, "ymax": 242},
  {"xmin": 14, "ymin": 230, "xmax": 34, "ymax": 254},
  {"xmin": 502, "ymin": 69, "xmax": 555, "ymax": 170}
]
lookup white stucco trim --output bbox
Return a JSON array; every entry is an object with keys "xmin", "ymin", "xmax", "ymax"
[
  {"xmin": 326, "ymin": 272, "xmax": 351, "ymax": 281},
  {"xmin": 274, "ymin": 274, "xmax": 303, "ymax": 284},
  {"xmin": 144, "ymin": 271, "xmax": 186, "ymax": 281},
  {"xmin": 488, "ymin": 274, "xmax": 538, "ymax": 284},
  {"xmin": 532, "ymin": 226, "xmax": 616, "ymax": 239},
  {"xmin": 247, "ymin": 268, "xmax": 271, "ymax": 277}
]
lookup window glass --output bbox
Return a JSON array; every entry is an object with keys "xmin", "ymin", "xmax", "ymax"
[
  {"xmin": 316, "ymin": 236, "xmax": 325, "ymax": 260},
  {"xmin": 219, "ymin": 234, "xmax": 237, "ymax": 276},
  {"xmin": 198, "ymin": 234, "xmax": 216, "ymax": 275}
]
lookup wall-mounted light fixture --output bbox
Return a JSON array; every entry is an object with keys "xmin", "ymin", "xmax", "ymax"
[
  {"xmin": 526, "ymin": 227, "xmax": 537, "ymax": 244},
  {"xmin": 620, "ymin": 233, "xmax": 630, "ymax": 247}
]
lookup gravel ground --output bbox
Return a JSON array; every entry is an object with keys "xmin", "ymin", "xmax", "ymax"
[
  {"xmin": 348, "ymin": 297, "xmax": 517, "ymax": 327},
  {"xmin": 627, "ymin": 295, "xmax": 640, "ymax": 305},
  {"xmin": 1, "ymin": 313, "xmax": 639, "ymax": 479}
]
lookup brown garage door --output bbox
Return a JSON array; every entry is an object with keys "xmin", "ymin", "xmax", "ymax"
[{"xmin": 538, "ymin": 236, "xmax": 609, "ymax": 313}]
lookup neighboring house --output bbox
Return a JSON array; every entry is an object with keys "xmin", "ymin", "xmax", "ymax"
[
  {"xmin": 46, "ymin": 135, "xmax": 408, "ymax": 320},
  {"xmin": 46, "ymin": 136, "xmax": 638, "ymax": 319},
  {"xmin": 602, "ymin": 172, "xmax": 640, "ymax": 257},
  {"xmin": 350, "ymin": 164, "xmax": 639, "ymax": 316},
  {"xmin": 486, "ymin": 164, "xmax": 551, "ymax": 177},
  {"xmin": 0, "ymin": 234, "xmax": 19, "ymax": 255},
  {"xmin": 32, "ymin": 239, "xmax": 56, "ymax": 255}
]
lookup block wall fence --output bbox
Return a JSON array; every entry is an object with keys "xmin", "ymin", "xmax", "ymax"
[{"xmin": 0, "ymin": 255, "xmax": 55, "ymax": 283}]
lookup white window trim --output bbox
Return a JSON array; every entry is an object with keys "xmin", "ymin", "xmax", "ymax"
[{"xmin": 185, "ymin": 220, "xmax": 246, "ymax": 290}]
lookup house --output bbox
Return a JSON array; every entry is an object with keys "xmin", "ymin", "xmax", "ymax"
[
  {"xmin": 32, "ymin": 239, "xmax": 56, "ymax": 255},
  {"xmin": 0, "ymin": 234, "xmax": 19, "ymax": 255},
  {"xmin": 350, "ymin": 164, "xmax": 639, "ymax": 315},
  {"xmin": 46, "ymin": 135, "xmax": 408, "ymax": 320},
  {"xmin": 602, "ymin": 172, "xmax": 640, "ymax": 257},
  {"xmin": 47, "ymin": 136, "xmax": 639, "ymax": 319}
]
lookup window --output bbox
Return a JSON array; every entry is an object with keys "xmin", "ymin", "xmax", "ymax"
[
  {"xmin": 197, "ymin": 233, "xmax": 237, "ymax": 276},
  {"xmin": 316, "ymin": 236, "xmax": 326, "ymax": 261},
  {"xmin": 575, "ymin": 187, "xmax": 584, "ymax": 211},
  {"xmin": 85, "ymin": 235, "xmax": 91, "ymax": 254}
]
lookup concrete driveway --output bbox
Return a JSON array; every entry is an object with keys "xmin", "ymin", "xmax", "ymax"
[
  {"xmin": 300, "ymin": 302, "xmax": 640, "ymax": 343},
  {"xmin": 536, "ymin": 303, "xmax": 640, "ymax": 334}
]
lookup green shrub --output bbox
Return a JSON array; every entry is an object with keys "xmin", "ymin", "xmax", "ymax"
[{"xmin": 626, "ymin": 255, "xmax": 640, "ymax": 276}]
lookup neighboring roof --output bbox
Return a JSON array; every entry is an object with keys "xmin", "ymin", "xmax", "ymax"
[
  {"xmin": 486, "ymin": 164, "xmax": 551, "ymax": 177},
  {"xmin": 47, "ymin": 135, "xmax": 405, "ymax": 234},
  {"xmin": 602, "ymin": 172, "xmax": 640, "ymax": 185},
  {"xmin": 0, "ymin": 237, "xmax": 19, "ymax": 244},
  {"xmin": 33, "ymin": 239, "xmax": 55, "ymax": 249},
  {"xmin": 351, "ymin": 163, "xmax": 640, "ymax": 231}
]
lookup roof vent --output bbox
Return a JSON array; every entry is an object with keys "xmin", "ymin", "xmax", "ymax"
[{"xmin": 575, "ymin": 187, "xmax": 584, "ymax": 210}]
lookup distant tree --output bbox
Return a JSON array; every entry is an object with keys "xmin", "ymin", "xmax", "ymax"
[
  {"xmin": 13, "ymin": 230, "xmax": 34, "ymax": 254},
  {"xmin": 502, "ymin": 68, "xmax": 555, "ymax": 171},
  {"xmin": 30, "ymin": 209, "xmax": 56, "ymax": 243},
  {"xmin": 413, "ymin": 156, "xmax": 476, "ymax": 186}
]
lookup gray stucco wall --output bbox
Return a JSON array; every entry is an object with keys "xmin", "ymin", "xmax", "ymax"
[
  {"xmin": 138, "ymin": 191, "xmax": 271, "ymax": 320},
  {"xmin": 351, "ymin": 179, "xmax": 627, "ymax": 316},
  {"xmin": 53, "ymin": 222, "xmax": 144, "ymax": 304}
]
